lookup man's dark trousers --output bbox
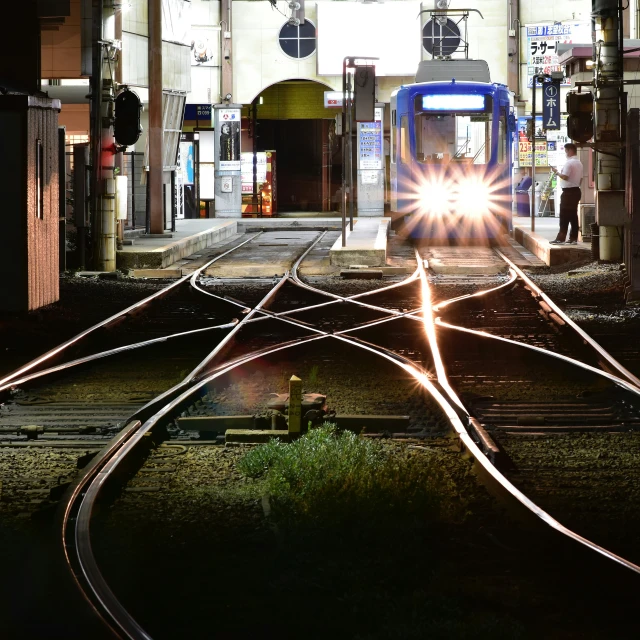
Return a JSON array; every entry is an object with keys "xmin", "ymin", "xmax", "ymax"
[{"xmin": 556, "ymin": 187, "xmax": 581, "ymax": 242}]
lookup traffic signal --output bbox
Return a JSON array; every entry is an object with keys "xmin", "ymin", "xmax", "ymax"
[
  {"xmin": 566, "ymin": 91, "xmax": 593, "ymax": 143},
  {"xmin": 114, "ymin": 89, "xmax": 142, "ymax": 147}
]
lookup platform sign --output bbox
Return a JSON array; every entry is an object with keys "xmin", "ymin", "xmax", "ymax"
[
  {"xmin": 542, "ymin": 82, "xmax": 561, "ymax": 130},
  {"xmin": 357, "ymin": 107, "xmax": 383, "ymax": 170},
  {"xmin": 526, "ymin": 22, "xmax": 590, "ymax": 87}
]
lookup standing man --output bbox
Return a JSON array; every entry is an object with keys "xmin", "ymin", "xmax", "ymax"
[{"xmin": 549, "ymin": 143, "xmax": 584, "ymax": 244}]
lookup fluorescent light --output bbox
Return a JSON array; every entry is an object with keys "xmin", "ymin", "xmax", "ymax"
[{"xmin": 422, "ymin": 94, "xmax": 486, "ymax": 111}]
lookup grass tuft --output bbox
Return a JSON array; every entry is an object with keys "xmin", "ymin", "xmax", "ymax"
[{"xmin": 237, "ymin": 423, "xmax": 465, "ymax": 533}]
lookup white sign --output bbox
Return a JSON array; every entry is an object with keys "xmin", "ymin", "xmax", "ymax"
[
  {"xmin": 241, "ymin": 152, "xmax": 267, "ymax": 193},
  {"xmin": 358, "ymin": 107, "xmax": 383, "ymax": 171},
  {"xmin": 526, "ymin": 22, "xmax": 590, "ymax": 87},
  {"xmin": 317, "ymin": 2, "xmax": 421, "ymax": 76},
  {"xmin": 221, "ymin": 177, "xmax": 233, "ymax": 193},
  {"xmin": 324, "ymin": 91, "xmax": 344, "ymax": 108},
  {"xmin": 361, "ymin": 171, "xmax": 378, "ymax": 185}
]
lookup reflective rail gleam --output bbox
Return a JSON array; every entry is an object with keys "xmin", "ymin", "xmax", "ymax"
[
  {"xmin": 495, "ymin": 249, "xmax": 640, "ymax": 390},
  {"xmin": 64, "ymin": 241, "xmax": 640, "ymax": 640},
  {"xmin": 417, "ymin": 248, "xmax": 640, "ymax": 576},
  {"xmin": 0, "ymin": 233, "xmax": 261, "ymax": 395}
]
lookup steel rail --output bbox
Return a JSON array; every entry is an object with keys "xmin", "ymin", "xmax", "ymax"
[
  {"xmin": 435, "ymin": 318, "xmax": 640, "ymax": 399},
  {"xmin": 415, "ymin": 248, "xmax": 640, "ymax": 575},
  {"xmin": 0, "ymin": 233, "xmax": 262, "ymax": 390},
  {"xmin": 495, "ymin": 249, "xmax": 640, "ymax": 389},
  {"xmin": 432, "ymin": 268, "xmax": 519, "ymax": 312},
  {"xmin": 1, "ymin": 322, "xmax": 239, "ymax": 393},
  {"xmin": 67, "ymin": 288, "xmax": 640, "ymax": 640}
]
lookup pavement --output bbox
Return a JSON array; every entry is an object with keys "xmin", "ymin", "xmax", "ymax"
[
  {"xmin": 328, "ymin": 218, "xmax": 390, "ymax": 267},
  {"xmin": 511, "ymin": 215, "xmax": 592, "ymax": 266},
  {"xmin": 118, "ymin": 219, "xmax": 237, "ymax": 271},
  {"xmin": 117, "ymin": 214, "xmax": 564, "ymax": 278}
]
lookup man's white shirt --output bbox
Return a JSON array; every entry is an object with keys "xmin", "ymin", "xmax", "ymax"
[{"xmin": 558, "ymin": 156, "xmax": 583, "ymax": 189}]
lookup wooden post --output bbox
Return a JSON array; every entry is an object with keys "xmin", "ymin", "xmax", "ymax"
[
  {"xmin": 148, "ymin": 0, "xmax": 164, "ymax": 234},
  {"xmin": 288, "ymin": 375, "xmax": 302, "ymax": 434}
]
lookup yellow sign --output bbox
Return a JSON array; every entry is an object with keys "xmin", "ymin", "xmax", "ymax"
[{"xmin": 518, "ymin": 140, "xmax": 548, "ymax": 167}]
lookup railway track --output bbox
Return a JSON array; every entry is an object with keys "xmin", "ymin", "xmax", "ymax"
[
  {"xmin": 426, "ymin": 248, "xmax": 640, "ymax": 569},
  {"xmin": 3, "ymin": 238, "xmax": 640, "ymax": 638}
]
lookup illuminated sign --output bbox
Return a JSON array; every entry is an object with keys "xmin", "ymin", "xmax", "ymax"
[
  {"xmin": 317, "ymin": 2, "xmax": 421, "ymax": 76},
  {"xmin": 421, "ymin": 94, "xmax": 486, "ymax": 111}
]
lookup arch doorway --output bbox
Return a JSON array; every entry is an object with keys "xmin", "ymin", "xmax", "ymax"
[{"xmin": 248, "ymin": 79, "xmax": 341, "ymax": 213}]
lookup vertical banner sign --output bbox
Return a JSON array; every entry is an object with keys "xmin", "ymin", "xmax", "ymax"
[
  {"xmin": 218, "ymin": 109, "xmax": 241, "ymax": 170},
  {"xmin": 543, "ymin": 82, "xmax": 561, "ymax": 130},
  {"xmin": 526, "ymin": 22, "xmax": 590, "ymax": 87}
]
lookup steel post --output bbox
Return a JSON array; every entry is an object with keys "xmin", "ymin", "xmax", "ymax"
[
  {"xmin": 95, "ymin": 1, "xmax": 116, "ymax": 271},
  {"xmin": 220, "ymin": 0, "xmax": 233, "ymax": 101},
  {"xmin": 531, "ymin": 75, "xmax": 536, "ymax": 232},
  {"xmin": 593, "ymin": 0, "xmax": 625, "ymax": 260},
  {"xmin": 148, "ymin": 0, "xmax": 164, "ymax": 235}
]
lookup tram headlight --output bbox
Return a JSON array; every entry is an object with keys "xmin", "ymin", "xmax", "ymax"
[
  {"xmin": 457, "ymin": 180, "xmax": 492, "ymax": 216},
  {"xmin": 421, "ymin": 182, "xmax": 450, "ymax": 213}
]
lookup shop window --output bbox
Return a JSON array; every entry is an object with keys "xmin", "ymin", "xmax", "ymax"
[{"xmin": 279, "ymin": 20, "xmax": 317, "ymax": 59}]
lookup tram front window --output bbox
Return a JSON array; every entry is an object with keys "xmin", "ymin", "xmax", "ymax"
[{"xmin": 415, "ymin": 113, "xmax": 493, "ymax": 165}]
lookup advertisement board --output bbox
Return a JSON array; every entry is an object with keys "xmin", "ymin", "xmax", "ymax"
[
  {"xmin": 517, "ymin": 115, "xmax": 569, "ymax": 167},
  {"xmin": 241, "ymin": 152, "xmax": 267, "ymax": 194},
  {"xmin": 525, "ymin": 22, "xmax": 590, "ymax": 87},
  {"xmin": 218, "ymin": 109, "xmax": 241, "ymax": 170}
]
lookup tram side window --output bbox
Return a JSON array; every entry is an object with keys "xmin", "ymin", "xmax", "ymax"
[
  {"xmin": 498, "ymin": 111, "xmax": 507, "ymax": 164},
  {"xmin": 391, "ymin": 110, "xmax": 396, "ymax": 164},
  {"xmin": 400, "ymin": 115, "xmax": 410, "ymax": 164}
]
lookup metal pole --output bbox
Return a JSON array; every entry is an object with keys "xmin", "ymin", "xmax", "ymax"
[
  {"xmin": 114, "ymin": 4, "xmax": 124, "ymax": 248},
  {"xmin": 95, "ymin": 1, "xmax": 117, "ymax": 271},
  {"xmin": 349, "ymin": 76, "xmax": 354, "ymax": 233},
  {"xmin": 593, "ymin": 0, "xmax": 624, "ymax": 261},
  {"xmin": 89, "ymin": 0, "xmax": 103, "ymax": 268},
  {"xmin": 252, "ymin": 99, "xmax": 258, "ymax": 214},
  {"xmin": 171, "ymin": 170, "xmax": 177, "ymax": 232},
  {"xmin": 342, "ymin": 58, "xmax": 347, "ymax": 247},
  {"xmin": 131, "ymin": 151, "xmax": 136, "ymax": 229},
  {"xmin": 531, "ymin": 75, "xmax": 536, "ymax": 233},
  {"xmin": 148, "ymin": 0, "xmax": 164, "ymax": 234}
]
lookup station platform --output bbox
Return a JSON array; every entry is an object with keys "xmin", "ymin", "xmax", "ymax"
[
  {"xmin": 329, "ymin": 218, "xmax": 390, "ymax": 267},
  {"xmin": 511, "ymin": 215, "xmax": 592, "ymax": 267},
  {"xmin": 118, "ymin": 220, "xmax": 237, "ymax": 271}
]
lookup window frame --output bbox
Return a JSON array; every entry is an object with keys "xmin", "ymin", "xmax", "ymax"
[{"xmin": 278, "ymin": 19, "xmax": 317, "ymax": 60}]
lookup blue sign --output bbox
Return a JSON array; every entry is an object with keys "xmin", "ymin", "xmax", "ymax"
[
  {"xmin": 542, "ymin": 82, "xmax": 560, "ymax": 130},
  {"xmin": 184, "ymin": 104, "xmax": 211, "ymax": 120}
]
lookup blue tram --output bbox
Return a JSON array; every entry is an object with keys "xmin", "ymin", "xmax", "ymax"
[{"xmin": 390, "ymin": 60, "xmax": 516, "ymax": 241}]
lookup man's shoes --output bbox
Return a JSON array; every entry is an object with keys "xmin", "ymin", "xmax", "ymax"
[
  {"xmin": 549, "ymin": 239, "xmax": 565, "ymax": 245},
  {"xmin": 567, "ymin": 240, "xmax": 578, "ymax": 245}
]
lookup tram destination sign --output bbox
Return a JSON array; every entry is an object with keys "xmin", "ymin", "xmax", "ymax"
[{"xmin": 421, "ymin": 94, "xmax": 488, "ymax": 112}]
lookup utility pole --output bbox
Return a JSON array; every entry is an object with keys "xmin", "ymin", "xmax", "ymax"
[
  {"xmin": 94, "ymin": 1, "xmax": 118, "ymax": 271},
  {"xmin": 114, "ymin": 1, "xmax": 124, "ymax": 249},
  {"xmin": 592, "ymin": 0, "xmax": 626, "ymax": 261},
  {"xmin": 220, "ymin": 0, "xmax": 232, "ymax": 101},
  {"xmin": 148, "ymin": 0, "xmax": 164, "ymax": 235}
]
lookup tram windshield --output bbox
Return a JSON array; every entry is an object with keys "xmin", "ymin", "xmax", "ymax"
[{"xmin": 415, "ymin": 112, "xmax": 493, "ymax": 165}]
